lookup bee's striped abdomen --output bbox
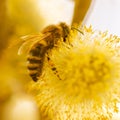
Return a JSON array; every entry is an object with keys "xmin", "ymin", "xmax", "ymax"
[
  {"xmin": 27, "ymin": 55, "xmax": 45, "ymax": 82},
  {"xmin": 27, "ymin": 43, "xmax": 47, "ymax": 82}
]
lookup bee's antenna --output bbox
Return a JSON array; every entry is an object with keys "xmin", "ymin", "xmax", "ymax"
[{"xmin": 71, "ymin": 27, "xmax": 84, "ymax": 35}]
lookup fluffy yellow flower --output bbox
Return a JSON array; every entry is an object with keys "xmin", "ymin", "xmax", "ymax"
[{"xmin": 28, "ymin": 26, "xmax": 120, "ymax": 120}]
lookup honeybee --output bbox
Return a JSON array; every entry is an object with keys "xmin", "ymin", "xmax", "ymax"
[{"xmin": 18, "ymin": 22, "xmax": 71, "ymax": 82}]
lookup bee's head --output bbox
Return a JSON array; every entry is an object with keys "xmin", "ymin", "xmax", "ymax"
[{"xmin": 59, "ymin": 22, "xmax": 70, "ymax": 41}]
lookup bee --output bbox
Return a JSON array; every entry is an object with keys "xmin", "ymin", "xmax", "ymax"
[{"xmin": 18, "ymin": 22, "xmax": 71, "ymax": 82}]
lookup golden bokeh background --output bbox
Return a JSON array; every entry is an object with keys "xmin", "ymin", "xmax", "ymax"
[{"xmin": 0, "ymin": 0, "xmax": 120, "ymax": 120}]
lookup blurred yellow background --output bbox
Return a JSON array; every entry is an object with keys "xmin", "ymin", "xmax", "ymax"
[{"xmin": 0, "ymin": 0, "xmax": 120, "ymax": 120}]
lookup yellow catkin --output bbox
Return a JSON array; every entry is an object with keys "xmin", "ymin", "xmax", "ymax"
[{"xmin": 28, "ymin": 26, "xmax": 120, "ymax": 120}]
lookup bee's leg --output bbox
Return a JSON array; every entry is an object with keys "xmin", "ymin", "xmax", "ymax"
[
  {"xmin": 63, "ymin": 36, "xmax": 73, "ymax": 48},
  {"xmin": 47, "ymin": 55, "xmax": 62, "ymax": 80},
  {"xmin": 38, "ymin": 71, "xmax": 45, "ymax": 81}
]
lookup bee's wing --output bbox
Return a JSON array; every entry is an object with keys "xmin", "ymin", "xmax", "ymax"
[
  {"xmin": 18, "ymin": 33, "xmax": 51, "ymax": 55},
  {"xmin": 8, "ymin": 34, "xmax": 42, "ymax": 49}
]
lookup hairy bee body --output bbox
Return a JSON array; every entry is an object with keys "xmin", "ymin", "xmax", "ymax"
[{"xmin": 20, "ymin": 22, "xmax": 70, "ymax": 82}]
